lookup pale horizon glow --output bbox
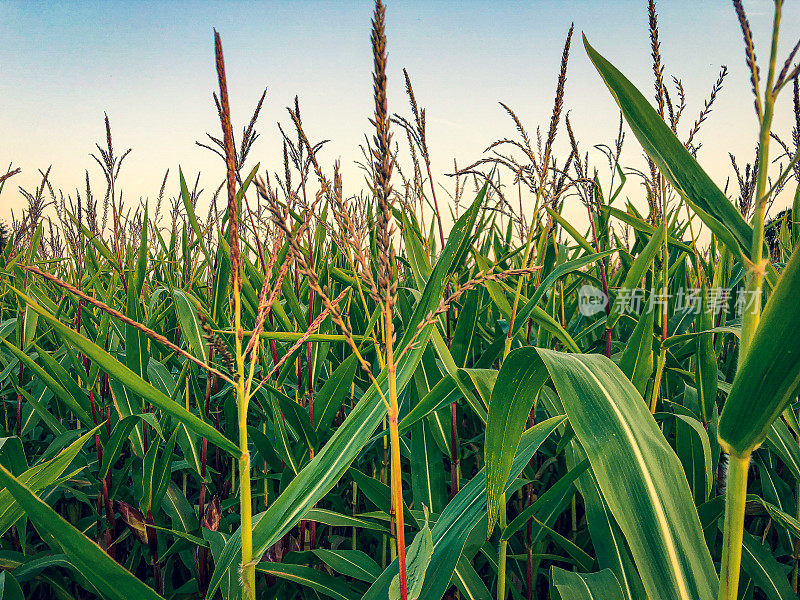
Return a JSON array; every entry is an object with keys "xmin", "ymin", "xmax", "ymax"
[{"xmin": 2, "ymin": 0, "xmax": 799, "ymax": 238}]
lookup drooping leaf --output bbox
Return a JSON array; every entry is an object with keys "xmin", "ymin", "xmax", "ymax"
[
  {"xmin": 0, "ymin": 464, "xmax": 164, "ymax": 600},
  {"xmin": 8, "ymin": 287, "xmax": 239, "ymax": 457},
  {"xmin": 0, "ymin": 425, "xmax": 101, "ymax": 537}
]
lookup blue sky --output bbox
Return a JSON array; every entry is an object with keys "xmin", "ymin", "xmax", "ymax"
[{"xmin": 2, "ymin": 1, "xmax": 799, "ymax": 229}]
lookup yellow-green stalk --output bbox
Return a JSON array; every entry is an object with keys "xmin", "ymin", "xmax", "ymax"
[
  {"xmin": 719, "ymin": 3, "xmax": 781, "ymax": 599},
  {"xmin": 497, "ymin": 493, "xmax": 508, "ymax": 600},
  {"xmin": 214, "ymin": 29, "xmax": 255, "ymax": 600},
  {"xmin": 719, "ymin": 453, "xmax": 750, "ymax": 600}
]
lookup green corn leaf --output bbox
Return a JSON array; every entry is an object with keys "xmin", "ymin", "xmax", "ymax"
[
  {"xmin": 66, "ymin": 212, "xmax": 121, "ymax": 274},
  {"xmin": 0, "ymin": 464, "xmax": 164, "ymax": 600},
  {"xmin": 618, "ymin": 301, "xmax": 655, "ymax": 396},
  {"xmin": 601, "ymin": 206, "xmax": 694, "ymax": 254},
  {"xmin": 172, "ymin": 289, "xmax": 209, "ymax": 363},
  {"xmin": 451, "ymin": 287, "xmax": 480, "ymax": 367},
  {"xmin": 583, "ymin": 36, "xmax": 752, "ymax": 257},
  {"xmin": 8, "ymin": 287, "xmax": 239, "ymax": 457},
  {"xmin": 0, "ymin": 425, "xmax": 101, "ymax": 537},
  {"xmin": 31, "ymin": 342, "xmax": 92, "ymax": 413},
  {"xmin": 350, "ymin": 469, "xmax": 414, "ymax": 528},
  {"xmin": 100, "ymin": 413, "xmax": 162, "ymax": 478},
  {"xmin": 22, "ymin": 304, "xmax": 37, "ymax": 351},
  {"xmin": 607, "ymin": 224, "xmax": 664, "ymax": 330},
  {"xmin": 389, "ymin": 513, "xmax": 432, "ymax": 600},
  {"xmin": 162, "ymin": 481, "xmax": 197, "ymax": 535},
  {"xmin": 718, "ymin": 245, "xmax": 800, "ymax": 456},
  {"xmin": 108, "ymin": 378, "xmax": 146, "ymax": 456},
  {"xmin": 546, "ymin": 207, "xmax": 596, "ymax": 254},
  {"xmin": 398, "ymin": 374, "xmax": 460, "ymax": 435},
  {"xmin": 254, "ymin": 562, "xmax": 359, "ymax": 600},
  {"xmin": 512, "ymin": 249, "xmax": 616, "ymax": 336},
  {"xmin": 537, "ymin": 349, "xmax": 718, "ymax": 600},
  {"xmin": 695, "ymin": 282, "xmax": 718, "ymax": 424},
  {"xmin": 212, "ymin": 234, "xmax": 232, "ymax": 326},
  {"xmin": 11, "ymin": 382, "xmax": 64, "ymax": 438},
  {"xmin": 0, "ymin": 437, "xmax": 26, "ymax": 476},
  {"xmin": 551, "ymin": 567, "xmax": 625, "ymax": 600},
  {"xmin": 311, "ymin": 549, "xmax": 381, "ymax": 583},
  {"xmin": 740, "ymin": 532, "xmax": 795, "ymax": 600},
  {"xmin": 363, "ymin": 416, "xmax": 566, "ymax": 600},
  {"xmin": 485, "ymin": 347, "xmax": 549, "ymax": 536},
  {"xmin": 0, "ymin": 338, "xmax": 93, "ymax": 426},
  {"xmin": 410, "ymin": 418, "xmax": 448, "ymax": 516},
  {"xmin": 502, "ymin": 459, "xmax": 589, "ymax": 542},
  {"xmin": 452, "ymin": 557, "xmax": 492, "ymax": 600},
  {"xmin": 176, "ymin": 423, "xmax": 202, "ymax": 476},
  {"xmin": 764, "ymin": 418, "xmax": 800, "ymax": 482},
  {"xmin": 149, "ymin": 428, "xmax": 179, "ymax": 512},
  {"xmin": 0, "ymin": 572, "xmax": 24, "ymax": 600},
  {"xmin": 126, "ymin": 205, "xmax": 149, "ymax": 381},
  {"xmin": 313, "ymin": 354, "xmax": 358, "ymax": 436},
  {"xmin": 565, "ymin": 440, "xmax": 646, "ymax": 600},
  {"xmin": 474, "ymin": 251, "xmax": 580, "ymax": 352},
  {"xmin": 304, "ymin": 508, "xmax": 388, "ymax": 533},
  {"xmin": 179, "ymin": 168, "xmax": 213, "ymax": 268},
  {"xmin": 660, "ymin": 410, "xmax": 712, "ymax": 504}
]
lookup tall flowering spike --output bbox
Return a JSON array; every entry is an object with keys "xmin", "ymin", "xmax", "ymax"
[
  {"xmin": 732, "ymin": 0, "xmax": 761, "ymax": 116},
  {"xmin": 214, "ymin": 29, "xmax": 254, "ymax": 600},
  {"xmin": 371, "ymin": 0, "xmax": 395, "ymax": 307},
  {"xmin": 541, "ymin": 23, "xmax": 573, "ymax": 185},
  {"xmin": 214, "ymin": 29, "xmax": 240, "ymax": 305}
]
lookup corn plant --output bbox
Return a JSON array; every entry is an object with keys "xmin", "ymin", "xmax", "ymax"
[{"xmin": 1, "ymin": 1, "xmax": 800, "ymax": 600}]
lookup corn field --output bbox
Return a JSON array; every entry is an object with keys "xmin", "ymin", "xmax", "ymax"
[{"xmin": 2, "ymin": 1, "xmax": 800, "ymax": 599}]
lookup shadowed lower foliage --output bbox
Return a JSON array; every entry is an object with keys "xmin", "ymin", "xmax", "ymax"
[{"xmin": 1, "ymin": 1, "xmax": 800, "ymax": 600}]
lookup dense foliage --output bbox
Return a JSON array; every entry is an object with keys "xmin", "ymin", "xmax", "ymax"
[{"xmin": 2, "ymin": 1, "xmax": 800, "ymax": 599}]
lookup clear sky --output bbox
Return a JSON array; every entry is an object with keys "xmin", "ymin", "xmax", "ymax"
[{"xmin": 2, "ymin": 0, "xmax": 799, "ymax": 231}]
